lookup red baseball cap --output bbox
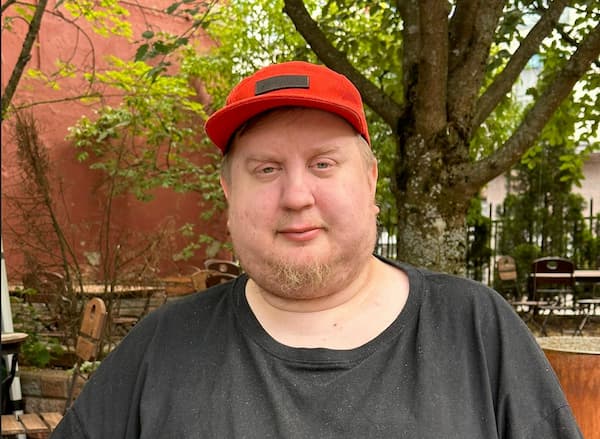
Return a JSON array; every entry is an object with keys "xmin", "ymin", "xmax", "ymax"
[{"xmin": 205, "ymin": 61, "xmax": 370, "ymax": 154}]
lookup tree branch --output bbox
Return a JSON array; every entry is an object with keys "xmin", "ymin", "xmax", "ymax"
[
  {"xmin": 448, "ymin": 0, "xmax": 478, "ymax": 73},
  {"xmin": 396, "ymin": 0, "xmax": 420, "ymax": 106},
  {"xmin": 446, "ymin": 0, "xmax": 504, "ymax": 134},
  {"xmin": 1, "ymin": 0, "xmax": 19, "ymax": 14},
  {"xmin": 283, "ymin": 0, "xmax": 404, "ymax": 128},
  {"xmin": 461, "ymin": 20, "xmax": 600, "ymax": 191},
  {"xmin": 1, "ymin": 0, "xmax": 49, "ymax": 120},
  {"xmin": 13, "ymin": 92, "xmax": 106, "ymax": 111},
  {"xmin": 555, "ymin": 20, "xmax": 600, "ymax": 70},
  {"xmin": 414, "ymin": 0, "xmax": 448, "ymax": 138},
  {"xmin": 472, "ymin": 0, "xmax": 569, "ymax": 129}
]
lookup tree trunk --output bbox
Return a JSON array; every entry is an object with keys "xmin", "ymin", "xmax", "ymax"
[
  {"xmin": 393, "ymin": 133, "xmax": 473, "ymax": 274},
  {"xmin": 395, "ymin": 194, "xmax": 470, "ymax": 275}
]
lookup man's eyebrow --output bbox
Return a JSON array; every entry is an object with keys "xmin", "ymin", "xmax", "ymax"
[
  {"xmin": 308, "ymin": 144, "xmax": 347, "ymax": 158},
  {"xmin": 243, "ymin": 154, "xmax": 280, "ymax": 166},
  {"xmin": 314, "ymin": 145, "xmax": 343, "ymax": 153}
]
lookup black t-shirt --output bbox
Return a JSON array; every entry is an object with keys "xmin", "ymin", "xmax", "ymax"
[{"xmin": 51, "ymin": 259, "xmax": 582, "ymax": 438}]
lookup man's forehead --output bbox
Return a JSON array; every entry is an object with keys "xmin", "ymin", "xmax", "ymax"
[{"xmin": 232, "ymin": 108, "xmax": 358, "ymax": 145}]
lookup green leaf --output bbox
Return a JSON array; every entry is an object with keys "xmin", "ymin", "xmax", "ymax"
[
  {"xmin": 135, "ymin": 43, "xmax": 149, "ymax": 61},
  {"xmin": 165, "ymin": 2, "xmax": 182, "ymax": 14}
]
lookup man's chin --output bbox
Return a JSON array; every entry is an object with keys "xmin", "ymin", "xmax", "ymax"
[{"xmin": 246, "ymin": 257, "xmax": 333, "ymax": 299}]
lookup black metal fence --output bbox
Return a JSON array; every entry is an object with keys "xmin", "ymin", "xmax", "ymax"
[
  {"xmin": 468, "ymin": 201, "xmax": 599, "ymax": 285},
  {"xmin": 375, "ymin": 200, "xmax": 599, "ymax": 287}
]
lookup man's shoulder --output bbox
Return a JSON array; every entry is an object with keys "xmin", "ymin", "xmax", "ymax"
[
  {"xmin": 130, "ymin": 278, "xmax": 241, "ymax": 340},
  {"xmin": 378, "ymin": 255, "xmax": 496, "ymax": 297},
  {"xmin": 378, "ymin": 256, "xmax": 507, "ymax": 316}
]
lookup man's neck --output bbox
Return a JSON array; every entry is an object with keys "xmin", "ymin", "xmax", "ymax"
[{"xmin": 245, "ymin": 257, "xmax": 409, "ymax": 349}]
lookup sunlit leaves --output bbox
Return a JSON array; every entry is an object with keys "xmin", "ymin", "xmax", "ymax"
[
  {"xmin": 68, "ymin": 53, "xmax": 214, "ymax": 203},
  {"xmin": 165, "ymin": 0, "xmax": 205, "ymax": 17},
  {"xmin": 63, "ymin": 0, "xmax": 131, "ymax": 38},
  {"xmin": 13, "ymin": 3, "xmax": 36, "ymax": 23}
]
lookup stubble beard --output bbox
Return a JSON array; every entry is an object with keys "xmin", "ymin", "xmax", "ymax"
[
  {"xmin": 265, "ymin": 258, "xmax": 334, "ymax": 299},
  {"xmin": 235, "ymin": 232, "xmax": 376, "ymax": 300},
  {"xmin": 234, "ymin": 245, "xmax": 338, "ymax": 299}
]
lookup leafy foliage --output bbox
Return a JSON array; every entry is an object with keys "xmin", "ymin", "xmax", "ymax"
[
  {"xmin": 9, "ymin": 295, "xmax": 65, "ymax": 368},
  {"xmin": 62, "ymin": 0, "xmax": 132, "ymax": 38},
  {"xmin": 466, "ymin": 197, "xmax": 493, "ymax": 282},
  {"xmin": 496, "ymin": 140, "xmax": 599, "ymax": 283},
  {"xmin": 67, "ymin": 49, "xmax": 226, "ymax": 261},
  {"xmin": 69, "ymin": 56, "xmax": 213, "ymax": 201}
]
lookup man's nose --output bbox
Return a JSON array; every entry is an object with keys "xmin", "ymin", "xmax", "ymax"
[{"xmin": 280, "ymin": 169, "xmax": 315, "ymax": 210}]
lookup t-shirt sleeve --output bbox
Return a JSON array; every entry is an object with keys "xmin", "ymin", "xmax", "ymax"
[
  {"xmin": 50, "ymin": 308, "xmax": 162, "ymax": 439},
  {"xmin": 477, "ymin": 286, "xmax": 583, "ymax": 439},
  {"xmin": 49, "ymin": 408, "xmax": 88, "ymax": 439}
]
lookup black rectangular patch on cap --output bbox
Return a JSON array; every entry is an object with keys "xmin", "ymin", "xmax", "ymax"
[{"xmin": 255, "ymin": 75, "xmax": 309, "ymax": 95}]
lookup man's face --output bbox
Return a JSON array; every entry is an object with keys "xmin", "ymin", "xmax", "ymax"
[{"xmin": 221, "ymin": 108, "xmax": 379, "ymax": 299}]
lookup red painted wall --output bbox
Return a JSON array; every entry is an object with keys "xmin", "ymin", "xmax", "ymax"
[{"xmin": 1, "ymin": 1, "xmax": 229, "ymax": 281}]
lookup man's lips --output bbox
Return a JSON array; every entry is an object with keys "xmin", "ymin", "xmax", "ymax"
[{"xmin": 277, "ymin": 226, "xmax": 323, "ymax": 242}]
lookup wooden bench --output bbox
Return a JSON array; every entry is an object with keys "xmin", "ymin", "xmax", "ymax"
[{"xmin": 1, "ymin": 412, "xmax": 62, "ymax": 438}]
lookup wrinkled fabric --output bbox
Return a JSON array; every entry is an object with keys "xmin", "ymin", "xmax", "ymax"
[{"xmin": 52, "ymin": 259, "xmax": 582, "ymax": 439}]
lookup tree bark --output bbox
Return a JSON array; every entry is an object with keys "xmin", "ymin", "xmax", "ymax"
[{"xmin": 1, "ymin": 0, "xmax": 49, "ymax": 120}]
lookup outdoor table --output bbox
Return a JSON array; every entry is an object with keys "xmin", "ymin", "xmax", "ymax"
[
  {"xmin": 526, "ymin": 269, "xmax": 600, "ymax": 303},
  {"xmin": 525, "ymin": 270, "xmax": 600, "ymax": 334},
  {"xmin": 79, "ymin": 283, "xmax": 165, "ymax": 299},
  {"xmin": 528, "ymin": 270, "xmax": 600, "ymax": 283},
  {"xmin": 575, "ymin": 298, "xmax": 600, "ymax": 336},
  {"xmin": 1, "ymin": 332, "xmax": 28, "ymax": 354},
  {"xmin": 510, "ymin": 299, "xmax": 550, "ymax": 333},
  {"xmin": 573, "ymin": 270, "xmax": 600, "ymax": 284}
]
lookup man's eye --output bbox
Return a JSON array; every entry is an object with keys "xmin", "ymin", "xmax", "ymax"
[
  {"xmin": 313, "ymin": 161, "xmax": 333, "ymax": 169},
  {"xmin": 259, "ymin": 166, "xmax": 276, "ymax": 174}
]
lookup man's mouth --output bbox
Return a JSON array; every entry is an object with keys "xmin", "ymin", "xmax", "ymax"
[{"xmin": 277, "ymin": 226, "xmax": 323, "ymax": 242}]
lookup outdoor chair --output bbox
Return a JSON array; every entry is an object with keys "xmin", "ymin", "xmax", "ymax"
[
  {"xmin": 204, "ymin": 259, "xmax": 242, "ymax": 276},
  {"xmin": 180, "ymin": 264, "xmax": 203, "ymax": 275},
  {"xmin": 495, "ymin": 255, "xmax": 520, "ymax": 300},
  {"xmin": 65, "ymin": 297, "xmax": 107, "ymax": 412},
  {"xmin": 530, "ymin": 257, "xmax": 577, "ymax": 335},
  {"xmin": 205, "ymin": 272, "xmax": 237, "ymax": 288},
  {"xmin": 202, "ymin": 259, "xmax": 241, "ymax": 289},
  {"xmin": 530, "ymin": 257, "xmax": 576, "ymax": 302},
  {"xmin": 190, "ymin": 270, "xmax": 209, "ymax": 291}
]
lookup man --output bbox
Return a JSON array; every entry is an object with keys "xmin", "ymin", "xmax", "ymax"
[{"xmin": 52, "ymin": 61, "xmax": 581, "ymax": 438}]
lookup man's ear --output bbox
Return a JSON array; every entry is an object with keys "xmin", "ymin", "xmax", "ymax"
[
  {"xmin": 369, "ymin": 159, "xmax": 378, "ymax": 195},
  {"xmin": 220, "ymin": 174, "xmax": 230, "ymax": 200}
]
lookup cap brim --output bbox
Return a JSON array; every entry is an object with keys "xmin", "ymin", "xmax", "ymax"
[{"xmin": 205, "ymin": 95, "xmax": 367, "ymax": 153}]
